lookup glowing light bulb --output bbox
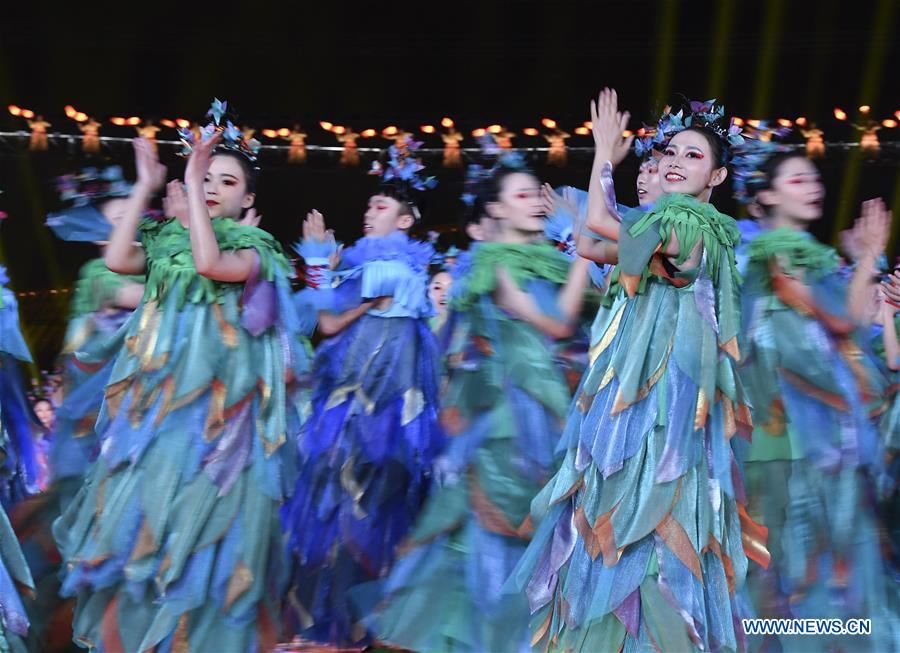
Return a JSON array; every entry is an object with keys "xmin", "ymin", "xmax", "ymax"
[
  {"xmin": 833, "ymin": 108, "xmax": 847, "ymax": 121},
  {"xmin": 441, "ymin": 117, "xmax": 454, "ymax": 128},
  {"xmin": 541, "ymin": 118, "xmax": 557, "ymax": 129}
]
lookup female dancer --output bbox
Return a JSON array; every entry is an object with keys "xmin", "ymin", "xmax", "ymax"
[
  {"xmin": 0, "ymin": 264, "xmax": 36, "ymax": 651},
  {"xmin": 282, "ymin": 138, "xmax": 445, "ymax": 647},
  {"xmin": 512, "ymin": 90, "xmax": 765, "ymax": 653},
  {"xmin": 732, "ymin": 136, "xmax": 898, "ymax": 651},
  {"xmin": 366, "ymin": 154, "xmax": 589, "ymax": 652},
  {"xmin": 54, "ymin": 106, "xmax": 309, "ymax": 651},
  {"xmin": 44, "ymin": 166, "xmax": 145, "ymax": 503}
]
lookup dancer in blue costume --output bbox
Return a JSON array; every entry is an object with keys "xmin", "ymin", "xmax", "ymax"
[
  {"xmin": 364, "ymin": 152, "xmax": 590, "ymax": 653},
  {"xmin": 281, "ymin": 137, "xmax": 445, "ymax": 647},
  {"xmin": 0, "ymin": 270, "xmax": 39, "ymax": 509},
  {"xmin": 731, "ymin": 132, "xmax": 898, "ymax": 651},
  {"xmin": 0, "ymin": 264, "xmax": 37, "ymax": 651},
  {"xmin": 53, "ymin": 100, "xmax": 310, "ymax": 651},
  {"xmin": 511, "ymin": 90, "xmax": 768, "ymax": 653}
]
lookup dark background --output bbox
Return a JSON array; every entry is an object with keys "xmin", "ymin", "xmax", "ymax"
[{"xmin": 0, "ymin": 0, "xmax": 898, "ymax": 367}]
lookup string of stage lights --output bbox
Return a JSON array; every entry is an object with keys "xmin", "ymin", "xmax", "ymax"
[{"xmin": 4, "ymin": 104, "xmax": 899, "ymax": 167}]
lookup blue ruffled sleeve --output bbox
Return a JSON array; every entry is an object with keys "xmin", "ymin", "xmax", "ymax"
[
  {"xmin": 361, "ymin": 259, "xmax": 434, "ymax": 319},
  {"xmin": 0, "ymin": 289, "xmax": 33, "ymax": 363}
]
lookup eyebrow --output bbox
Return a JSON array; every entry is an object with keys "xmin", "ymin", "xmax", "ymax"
[{"xmin": 219, "ymin": 173, "xmax": 239, "ymax": 180}]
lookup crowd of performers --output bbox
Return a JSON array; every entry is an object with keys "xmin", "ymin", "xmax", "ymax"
[{"xmin": 0, "ymin": 90, "xmax": 899, "ymax": 653}]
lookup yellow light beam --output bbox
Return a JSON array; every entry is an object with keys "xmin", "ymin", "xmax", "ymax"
[
  {"xmin": 751, "ymin": 0, "xmax": 787, "ymax": 117},
  {"xmin": 803, "ymin": 0, "xmax": 840, "ymax": 115},
  {"xmin": 706, "ymin": 0, "xmax": 738, "ymax": 98},
  {"xmin": 651, "ymin": 0, "xmax": 680, "ymax": 107},
  {"xmin": 832, "ymin": 0, "xmax": 898, "ymax": 242}
]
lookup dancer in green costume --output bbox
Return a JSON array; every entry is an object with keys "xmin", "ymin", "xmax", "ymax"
[
  {"xmin": 53, "ymin": 103, "xmax": 310, "ymax": 652},
  {"xmin": 732, "ymin": 134, "xmax": 898, "ymax": 650},
  {"xmin": 511, "ymin": 90, "xmax": 768, "ymax": 653}
]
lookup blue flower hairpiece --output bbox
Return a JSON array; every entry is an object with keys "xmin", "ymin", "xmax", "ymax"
[
  {"xmin": 730, "ymin": 122, "xmax": 793, "ymax": 205},
  {"xmin": 55, "ymin": 166, "xmax": 132, "ymax": 208},
  {"xmin": 367, "ymin": 136, "xmax": 437, "ymax": 221},
  {"xmin": 368, "ymin": 136, "xmax": 438, "ymax": 192},
  {"xmin": 177, "ymin": 98, "xmax": 262, "ymax": 164},
  {"xmin": 460, "ymin": 134, "xmax": 529, "ymax": 207}
]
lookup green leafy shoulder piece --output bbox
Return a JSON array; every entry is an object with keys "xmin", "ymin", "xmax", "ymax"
[
  {"xmin": 140, "ymin": 217, "xmax": 291, "ymax": 306},
  {"xmin": 606, "ymin": 193, "xmax": 741, "ymax": 301},
  {"xmin": 746, "ymin": 227, "xmax": 839, "ymax": 283},
  {"xmin": 69, "ymin": 258, "xmax": 143, "ymax": 318},
  {"xmin": 450, "ymin": 241, "xmax": 570, "ymax": 312}
]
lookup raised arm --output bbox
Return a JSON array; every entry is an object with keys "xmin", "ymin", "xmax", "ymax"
[
  {"xmin": 183, "ymin": 133, "xmax": 257, "ymax": 282},
  {"xmin": 300, "ymin": 210, "xmax": 379, "ymax": 337},
  {"xmin": 494, "ymin": 266, "xmax": 582, "ymax": 340},
  {"xmin": 586, "ymin": 89, "xmax": 633, "ymax": 241},
  {"xmin": 847, "ymin": 198, "xmax": 891, "ymax": 325},
  {"xmin": 881, "ymin": 298, "xmax": 900, "ymax": 371},
  {"xmin": 104, "ymin": 138, "xmax": 164, "ymax": 274},
  {"xmin": 769, "ymin": 260, "xmax": 855, "ymax": 335}
]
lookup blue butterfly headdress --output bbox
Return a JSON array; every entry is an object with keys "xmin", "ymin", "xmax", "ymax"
[
  {"xmin": 54, "ymin": 166, "xmax": 132, "ymax": 208},
  {"xmin": 643, "ymin": 99, "xmax": 745, "ymax": 163}
]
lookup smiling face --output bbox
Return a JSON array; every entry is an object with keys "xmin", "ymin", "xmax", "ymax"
[
  {"xmin": 756, "ymin": 155, "xmax": 825, "ymax": 223},
  {"xmin": 658, "ymin": 129, "xmax": 728, "ymax": 199},
  {"xmin": 204, "ymin": 154, "xmax": 255, "ymax": 219},
  {"xmin": 486, "ymin": 172, "xmax": 544, "ymax": 236},
  {"xmin": 363, "ymin": 194, "xmax": 414, "ymax": 237},
  {"xmin": 429, "ymin": 271, "xmax": 453, "ymax": 314},
  {"xmin": 636, "ymin": 159, "xmax": 663, "ymax": 207}
]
